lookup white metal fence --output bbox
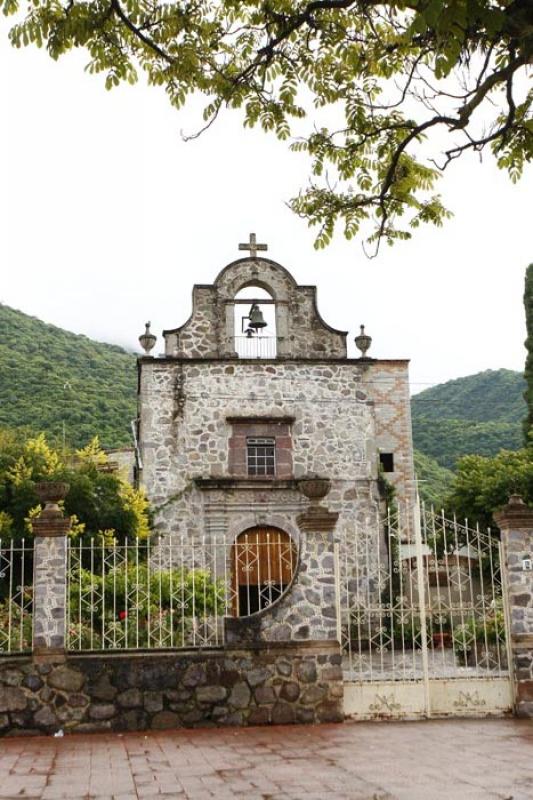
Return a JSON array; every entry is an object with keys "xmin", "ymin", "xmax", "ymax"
[
  {"xmin": 234, "ymin": 335, "xmax": 277, "ymax": 359},
  {"xmin": 66, "ymin": 531, "xmax": 296, "ymax": 652},
  {"xmin": 0, "ymin": 539, "xmax": 33, "ymax": 654},
  {"xmin": 338, "ymin": 503, "xmax": 510, "ymax": 684}
]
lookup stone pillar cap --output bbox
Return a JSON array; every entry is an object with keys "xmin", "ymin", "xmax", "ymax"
[{"xmin": 493, "ymin": 494, "xmax": 533, "ymax": 530}]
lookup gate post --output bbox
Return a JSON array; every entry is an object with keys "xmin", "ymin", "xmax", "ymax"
[
  {"xmin": 494, "ymin": 495, "xmax": 533, "ymax": 718},
  {"xmin": 31, "ymin": 482, "xmax": 70, "ymax": 662}
]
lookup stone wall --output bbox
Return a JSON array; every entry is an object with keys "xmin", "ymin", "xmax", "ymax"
[
  {"xmin": 32, "ymin": 530, "xmax": 68, "ymax": 654},
  {"xmin": 495, "ymin": 497, "xmax": 533, "ymax": 718},
  {"xmin": 139, "ymin": 358, "xmax": 413, "ymax": 542},
  {"xmin": 367, "ymin": 361, "xmax": 416, "ymax": 504},
  {"xmin": 225, "ymin": 528, "xmax": 339, "ymax": 644},
  {"xmin": 0, "ymin": 642, "xmax": 343, "ymax": 737}
]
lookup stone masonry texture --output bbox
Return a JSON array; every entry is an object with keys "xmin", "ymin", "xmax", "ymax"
[
  {"xmin": 494, "ymin": 498, "xmax": 533, "ymax": 719},
  {"xmin": 500, "ymin": 525, "xmax": 533, "ymax": 717},
  {"xmin": 0, "ymin": 643, "xmax": 343, "ymax": 737},
  {"xmin": 32, "ymin": 536, "xmax": 67, "ymax": 651},
  {"xmin": 224, "ymin": 529, "xmax": 339, "ymax": 644},
  {"xmin": 138, "ymin": 256, "xmax": 415, "ymax": 553}
]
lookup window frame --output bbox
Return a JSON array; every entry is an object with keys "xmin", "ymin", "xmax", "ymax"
[{"xmin": 246, "ymin": 436, "xmax": 276, "ymax": 477}]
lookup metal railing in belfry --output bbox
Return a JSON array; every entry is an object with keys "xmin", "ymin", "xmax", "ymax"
[
  {"xmin": 234, "ymin": 336, "xmax": 277, "ymax": 359},
  {"xmin": 66, "ymin": 532, "xmax": 296, "ymax": 652},
  {"xmin": 0, "ymin": 538, "xmax": 33, "ymax": 654}
]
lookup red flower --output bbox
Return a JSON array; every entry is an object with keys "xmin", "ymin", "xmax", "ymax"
[{"xmin": 119, "ymin": 611, "xmax": 127, "ymax": 620}]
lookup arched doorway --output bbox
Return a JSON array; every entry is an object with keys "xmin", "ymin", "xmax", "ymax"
[{"xmin": 232, "ymin": 527, "xmax": 296, "ymax": 616}]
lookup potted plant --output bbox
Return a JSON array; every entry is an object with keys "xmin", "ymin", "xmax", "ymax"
[{"xmin": 431, "ymin": 614, "xmax": 452, "ymax": 649}]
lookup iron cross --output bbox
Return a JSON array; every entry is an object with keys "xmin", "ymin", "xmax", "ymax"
[{"xmin": 238, "ymin": 233, "xmax": 268, "ymax": 258}]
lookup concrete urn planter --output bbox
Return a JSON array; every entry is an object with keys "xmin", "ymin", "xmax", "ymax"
[
  {"xmin": 34, "ymin": 482, "xmax": 70, "ymax": 515},
  {"xmin": 298, "ymin": 478, "xmax": 331, "ymax": 502}
]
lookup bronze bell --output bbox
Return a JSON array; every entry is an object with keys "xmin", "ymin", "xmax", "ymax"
[{"xmin": 248, "ymin": 303, "xmax": 267, "ymax": 330}]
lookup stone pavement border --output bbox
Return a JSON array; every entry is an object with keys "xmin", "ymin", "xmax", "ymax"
[{"xmin": 0, "ymin": 718, "xmax": 532, "ymax": 800}]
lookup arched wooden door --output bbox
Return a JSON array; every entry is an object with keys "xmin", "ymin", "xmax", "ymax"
[{"xmin": 232, "ymin": 528, "xmax": 296, "ymax": 616}]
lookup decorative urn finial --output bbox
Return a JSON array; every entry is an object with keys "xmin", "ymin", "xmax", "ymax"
[
  {"xmin": 139, "ymin": 321, "xmax": 157, "ymax": 355},
  {"xmin": 34, "ymin": 482, "xmax": 70, "ymax": 518},
  {"xmin": 355, "ymin": 325, "xmax": 372, "ymax": 358}
]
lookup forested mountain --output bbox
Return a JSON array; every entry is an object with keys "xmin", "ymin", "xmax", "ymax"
[
  {"xmin": 0, "ymin": 304, "xmax": 136, "ymax": 448},
  {"xmin": 411, "ymin": 369, "xmax": 525, "ymax": 423},
  {"xmin": 411, "ymin": 369, "xmax": 526, "ymax": 470}
]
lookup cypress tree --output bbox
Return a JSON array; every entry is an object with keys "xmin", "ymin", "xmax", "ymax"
[{"xmin": 524, "ymin": 264, "xmax": 533, "ymax": 445}]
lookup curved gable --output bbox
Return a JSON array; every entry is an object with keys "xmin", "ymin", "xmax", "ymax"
[{"xmin": 163, "ymin": 256, "xmax": 347, "ymax": 359}]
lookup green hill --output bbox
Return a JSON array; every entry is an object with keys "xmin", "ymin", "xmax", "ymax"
[
  {"xmin": 411, "ymin": 369, "xmax": 525, "ymax": 424},
  {"xmin": 411, "ymin": 369, "xmax": 526, "ymax": 471},
  {"xmin": 413, "ymin": 451, "xmax": 454, "ymax": 508},
  {"xmin": 0, "ymin": 304, "xmax": 136, "ymax": 448}
]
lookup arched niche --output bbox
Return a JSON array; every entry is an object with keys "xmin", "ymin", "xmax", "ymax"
[
  {"xmin": 214, "ymin": 258, "xmax": 294, "ymax": 358},
  {"xmin": 233, "ymin": 285, "xmax": 277, "ymax": 359}
]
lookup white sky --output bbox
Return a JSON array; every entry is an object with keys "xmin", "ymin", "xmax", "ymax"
[{"xmin": 1, "ymin": 31, "xmax": 531, "ymax": 395}]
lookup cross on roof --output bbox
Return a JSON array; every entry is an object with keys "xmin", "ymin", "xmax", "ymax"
[{"xmin": 238, "ymin": 233, "xmax": 268, "ymax": 259}]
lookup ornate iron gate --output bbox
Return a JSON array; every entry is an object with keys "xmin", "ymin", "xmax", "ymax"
[{"xmin": 337, "ymin": 500, "xmax": 513, "ymax": 719}]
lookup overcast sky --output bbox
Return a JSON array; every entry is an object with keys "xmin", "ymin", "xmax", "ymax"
[{"xmin": 1, "ymin": 30, "xmax": 531, "ymax": 395}]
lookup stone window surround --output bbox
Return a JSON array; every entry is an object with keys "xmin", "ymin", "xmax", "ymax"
[{"xmin": 227, "ymin": 416, "xmax": 294, "ymax": 480}]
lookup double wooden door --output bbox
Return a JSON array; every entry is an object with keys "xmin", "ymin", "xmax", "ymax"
[{"xmin": 232, "ymin": 527, "xmax": 296, "ymax": 616}]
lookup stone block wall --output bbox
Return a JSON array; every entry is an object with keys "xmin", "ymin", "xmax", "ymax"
[
  {"xmin": 138, "ymin": 358, "xmax": 413, "ymax": 546},
  {"xmin": 32, "ymin": 533, "xmax": 68, "ymax": 653},
  {"xmin": 495, "ymin": 497, "xmax": 533, "ymax": 718},
  {"xmin": 366, "ymin": 361, "xmax": 416, "ymax": 505},
  {"xmin": 0, "ymin": 642, "xmax": 343, "ymax": 737}
]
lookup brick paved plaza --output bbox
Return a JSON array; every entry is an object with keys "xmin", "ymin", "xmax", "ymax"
[{"xmin": 0, "ymin": 719, "xmax": 532, "ymax": 800}]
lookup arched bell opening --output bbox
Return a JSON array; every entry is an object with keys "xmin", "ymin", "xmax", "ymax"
[
  {"xmin": 232, "ymin": 527, "xmax": 297, "ymax": 617},
  {"xmin": 233, "ymin": 286, "xmax": 277, "ymax": 358}
]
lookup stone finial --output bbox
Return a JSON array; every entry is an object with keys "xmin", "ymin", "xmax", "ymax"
[
  {"xmin": 493, "ymin": 494, "xmax": 533, "ymax": 531},
  {"xmin": 34, "ymin": 482, "xmax": 69, "ymax": 517},
  {"xmin": 32, "ymin": 482, "xmax": 71, "ymax": 537},
  {"xmin": 297, "ymin": 477, "xmax": 338, "ymax": 533},
  {"xmin": 354, "ymin": 325, "xmax": 372, "ymax": 358},
  {"xmin": 139, "ymin": 321, "xmax": 157, "ymax": 355}
]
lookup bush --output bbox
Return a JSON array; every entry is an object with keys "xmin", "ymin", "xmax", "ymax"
[{"xmin": 67, "ymin": 562, "xmax": 226, "ymax": 651}]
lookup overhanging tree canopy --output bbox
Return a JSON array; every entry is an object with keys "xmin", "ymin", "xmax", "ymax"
[{"xmin": 2, "ymin": 0, "xmax": 532, "ymax": 248}]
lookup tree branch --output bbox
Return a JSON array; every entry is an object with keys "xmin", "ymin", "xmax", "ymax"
[{"xmin": 109, "ymin": 0, "xmax": 175, "ymax": 64}]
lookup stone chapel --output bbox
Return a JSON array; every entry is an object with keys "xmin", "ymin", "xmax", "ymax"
[{"xmin": 136, "ymin": 236, "xmax": 415, "ymax": 612}]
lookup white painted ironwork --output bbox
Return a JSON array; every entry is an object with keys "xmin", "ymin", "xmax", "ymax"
[
  {"xmin": 234, "ymin": 335, "xmax": 277, "ymax": 359},
  {"xmin": 338, "ymin": 500, "xmax": 512, "ymax": 718},
  {"xmin": 66, "ymin": 532, "xmax": 295, "ymax": 651},
  {"xmin": 0, "ymin": 538, "xmax": 33, "ymax": 654}
]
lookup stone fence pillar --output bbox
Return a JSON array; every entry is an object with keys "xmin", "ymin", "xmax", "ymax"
[
  {"xmin": 31, "ymin": 483, "xmax": 70, "ymax": 662},
  {"xmin": 494, "ymin": 495, "xmax": 533, "ymax": 718}
]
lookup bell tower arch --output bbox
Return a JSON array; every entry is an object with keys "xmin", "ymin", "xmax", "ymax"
[
  {"xmin": 162, "ymin": 236, "xmax": 347, "ymax": 359},
  {"xmin": 232, "ymin": 285, "xmax": 278, "ymax": 358}
]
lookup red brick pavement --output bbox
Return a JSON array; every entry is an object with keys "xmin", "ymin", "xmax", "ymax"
[{"xmin": 0, "ymin": 719, "xmax": 532, "ymax": 800}]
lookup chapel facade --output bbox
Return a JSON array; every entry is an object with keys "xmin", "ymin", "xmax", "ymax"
[{"xmin": 136, "ymin": 238, "xmax": 415, "ymax": 580}]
